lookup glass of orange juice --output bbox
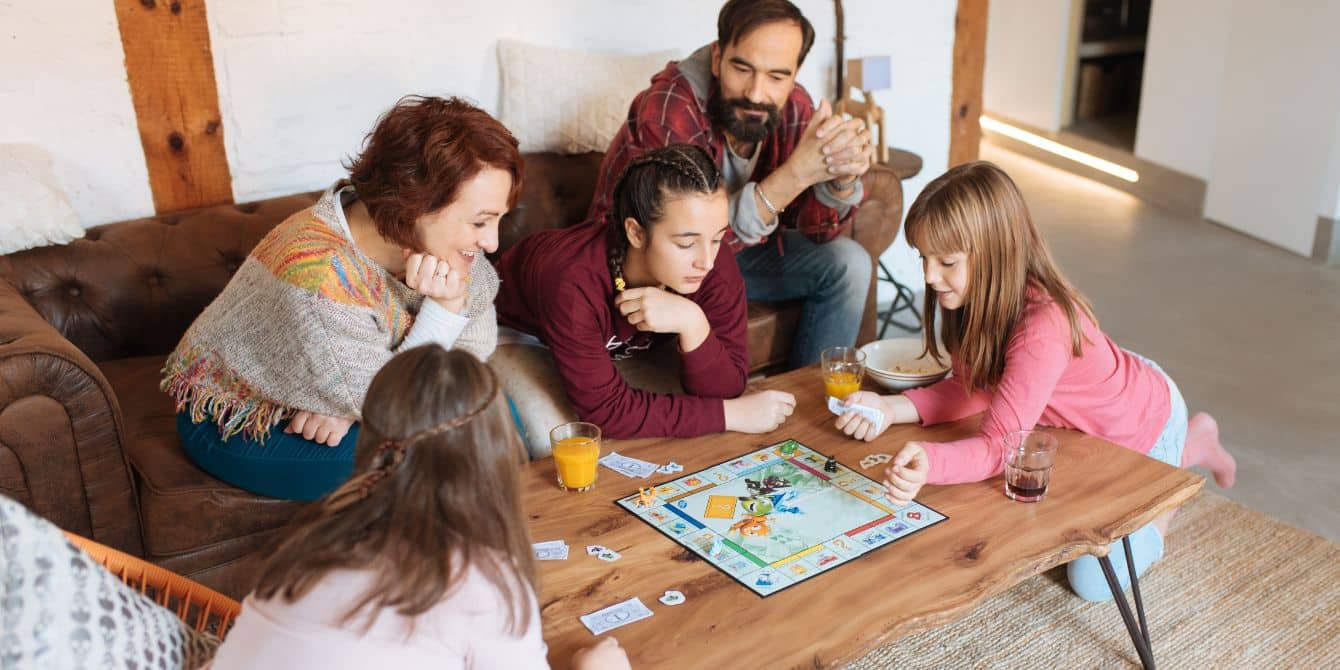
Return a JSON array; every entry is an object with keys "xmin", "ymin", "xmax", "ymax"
[
  {"xmin": 821, "ymin": 346, "xmax": 866, "ymax": 400},
  {"xmin": 550, "ymin": 421, "xmax": 601, "ymax": 492}
]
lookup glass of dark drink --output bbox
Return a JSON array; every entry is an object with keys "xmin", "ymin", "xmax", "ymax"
[{"xmin": 1003, "ymin": 430, "xmax": 1059, "ymax": 502}]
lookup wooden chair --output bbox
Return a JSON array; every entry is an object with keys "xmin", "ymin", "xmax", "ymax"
[
  {"xmin": 63, "ymin": 531, "xmax": 241, "ymax": 637},
  {"xmin": 834, "ymin": 90, "xmax": 889, "ymax": 165}
]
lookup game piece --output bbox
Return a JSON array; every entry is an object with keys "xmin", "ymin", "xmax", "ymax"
[
  {"xmin": 636, "ymin": 487, "xmax": 658, "ymax": 508},
  {"xmin": 860, "ymin": 453, "xmax": 893, "ymax": 469},
  {"xmin": 708, "ymin": 537, "xmax": 725, "ymax": 557},
  {"xmin": 824, "ymin": 455, "xmax": 839, "ymax": 473},
  {"xmin": 658, "ymin": 590, "xmax": 685, "ymax": 606},
  {"xmin": 779, "ymin": 441, "xmax": 798, "ymax": 455},
  {"xmin": 704, "ymin": 495, "xmax": 737, "ymax": 519},
  {"xmin": 616, "ymin": 439, "xmax": 947, "ymax": 597},
  {"xmin": 580, "ymin": 597, "xmax": 653, "ymax": 635}
]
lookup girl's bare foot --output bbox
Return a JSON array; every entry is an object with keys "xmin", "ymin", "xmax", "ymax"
[{"xmin": 1183, "ymin": 412, "xmax": 1236, "ymax": 488}]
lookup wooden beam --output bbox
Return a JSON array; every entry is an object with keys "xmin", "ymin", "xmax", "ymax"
[
  {"xmin": 114, "ymin": 0, "xmax": 233, "ymax": 213},
  {"xmin": 949, "ymin": 0, "xmax": 988, "ymax": 166}
]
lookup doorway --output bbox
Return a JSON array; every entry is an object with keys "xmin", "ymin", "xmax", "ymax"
[{"xmin": 1063, "ymin": 0, "xmax": 1150, "ymax": 151}]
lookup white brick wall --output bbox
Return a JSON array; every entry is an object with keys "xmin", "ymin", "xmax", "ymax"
[
  {"xmin": 5, "ymin": 0, "xmax": 954, "ymax": 286},
  {"xmin": 0, "ymin": 1, "xmax": 153, "ymax": 226}
]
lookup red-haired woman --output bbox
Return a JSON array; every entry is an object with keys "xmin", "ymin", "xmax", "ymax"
[{"xmin": 162, "ymin": 96, "xmax": 523, "ymax": 501}]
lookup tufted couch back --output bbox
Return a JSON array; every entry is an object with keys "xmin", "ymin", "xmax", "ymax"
[
  {"xmin": 0, "ymin": 148, "xmax": 899, "ymax": 597},
  {"xmin": 0, "ymin": 152, "xmax": 605, "ymax": 363}
]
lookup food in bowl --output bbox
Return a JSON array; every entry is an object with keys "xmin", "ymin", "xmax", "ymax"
[
  {"xmin": 859, "ymin": 337, "xmax": 949, "ymax": 391},
  {"xmin": 890, "ymin": 363, "xmax": 937, "ymax": 375}
]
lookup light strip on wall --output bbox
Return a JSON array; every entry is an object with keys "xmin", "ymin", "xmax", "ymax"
[{"xmin": 980, "ymin": 116, "xmax": 1140, "ymax": 183}]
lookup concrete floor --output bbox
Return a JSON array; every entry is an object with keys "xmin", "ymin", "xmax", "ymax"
[{"xmin": 968, "ymin": 142, "xmax": 1340, "ymax": 542}]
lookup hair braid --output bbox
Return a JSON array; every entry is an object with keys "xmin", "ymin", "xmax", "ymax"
[{"xmin": 606, "ymin": 144, "xmax": 723, "ymax": 292}]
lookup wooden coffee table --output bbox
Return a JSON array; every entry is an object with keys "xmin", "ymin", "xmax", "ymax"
[{"xmin": 525, "ymin": 366, "xmax": 1202, "ymax": 669}]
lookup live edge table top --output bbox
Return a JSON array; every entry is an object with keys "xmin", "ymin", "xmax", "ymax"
[{"xmin": 524, "ymin": 365, "xmax": 1203, "ymax": 669}]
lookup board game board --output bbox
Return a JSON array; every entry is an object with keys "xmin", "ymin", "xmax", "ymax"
[{"xmin": 616, "ymin": 439, "xmax": 948, "ymax": 597}]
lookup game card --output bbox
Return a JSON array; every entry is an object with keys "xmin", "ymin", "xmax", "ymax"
[{"xmin": 580, "ymin": 597, "xmax": 654, "ymax": 635}]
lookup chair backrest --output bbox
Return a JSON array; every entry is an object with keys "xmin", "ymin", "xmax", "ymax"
[
  {"xmin": 834, "ymin": 91, "xmax": 889, "ymax": 164},
  {"xmin": 63, "ymin": 531, "xmax": 241, "ymax": 637}
]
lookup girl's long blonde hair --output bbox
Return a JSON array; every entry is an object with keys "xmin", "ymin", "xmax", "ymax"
[{"xmin": 904, "ymin": 161, "xmax": 1096, "ymax": 391}]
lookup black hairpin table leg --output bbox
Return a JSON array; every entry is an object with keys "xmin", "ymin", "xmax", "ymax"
[{"xmin": 1098, "ymin": 535, "xmax": 1155, "ymax": 670}]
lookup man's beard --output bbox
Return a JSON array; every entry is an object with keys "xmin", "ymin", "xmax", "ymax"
[{"xmin": 708, "ymin": 93, "xmax": 780, "ymax": 144}]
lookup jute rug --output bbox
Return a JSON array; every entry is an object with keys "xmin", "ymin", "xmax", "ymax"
[{"xmin": 846, "ymin": 491, "xmax": 1340, "ymax": 669}]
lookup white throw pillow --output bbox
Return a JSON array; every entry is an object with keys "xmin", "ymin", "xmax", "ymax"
[
  {"xmin": 498, "ymin": 40, "xmax": 679, "ymax": 154},
  {"xmin": 0, "ymin": 145, "xmax": 85, "ymax": 255}
]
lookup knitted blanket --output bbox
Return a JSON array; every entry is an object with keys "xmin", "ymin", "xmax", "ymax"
[{"xmin": 162, "ymin": 185, "xmax": 499, "ymax": 441}]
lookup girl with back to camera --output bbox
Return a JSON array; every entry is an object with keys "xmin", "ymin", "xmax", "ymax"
[{"xmin": 209, "ymin": 345, "xmax": 630, "ymax": 669}]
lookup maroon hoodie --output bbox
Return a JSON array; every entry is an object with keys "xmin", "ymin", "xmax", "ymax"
[{"xmin": 494, "ymin": 223, "xmax": 749, "ymax": 439}]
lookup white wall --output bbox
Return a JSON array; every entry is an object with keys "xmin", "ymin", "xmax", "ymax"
[
  {"xmin": 207, "ymin": 0, "xmax": 724, "ymax": 203},
  {"xmin": 843, "ymin": 0, "xmax": 956, "ymax": 291},
  {"xmin": 983, "ymin": 0, "xmax": 1073, "ymax": 132},
  {"xmin": 983, "ymin": 0, "xmax": 1340, "ymax": 257},
  {"xmin": 0, "ymin": 1, "xmax": 152, "ymax": 225},
  {"xmin": 1323, "ymin": 109, "xmax": 1340, "ymax": 221},
  {"xmin": 207, "ymin": 0, "xmax": 953, "ymax": 288},
  {"xmin": 1133, "ymin": 0, "xmax": 1231, "ymax": 181},
  {"xmin": 1203, "ymin": 0, "xmax": 1340, "ymax": 257},
  {"xmin": 4, "ymin": 0, "xmax": 953, "ymax": 286}
]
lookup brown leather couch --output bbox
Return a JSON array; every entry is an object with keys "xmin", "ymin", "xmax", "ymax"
[{"xmin": 0, "ymin": 153, "xmax": 903, "ymax": 598}]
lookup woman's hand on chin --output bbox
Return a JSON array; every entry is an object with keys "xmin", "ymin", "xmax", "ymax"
[{"xmin": 403, "ymin": 249, "xmax": 468, "ymax": 313}]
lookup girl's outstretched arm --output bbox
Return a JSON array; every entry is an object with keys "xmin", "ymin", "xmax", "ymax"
[
  {"xmin": 834, "ymin": 391, "xmax": 920, "ymax": 442},
  {"xmin": 919, "ymin": 305, "xmax": 1072, "ymax": 484}
]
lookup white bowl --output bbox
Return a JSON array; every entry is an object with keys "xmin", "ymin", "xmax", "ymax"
[
  {"xmin": 866, "ymin": 374, "xmax": 944, "ymax": 391},
  {"xmin": 859, "ymin": 338, "xmax": 949, "ymax": 390}
]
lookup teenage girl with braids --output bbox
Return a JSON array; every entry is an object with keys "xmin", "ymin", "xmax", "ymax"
[
  {"xmin": 494, "ymin": 143, "xmax": 795, "ymax": 453},
  {"xmin": 209, "ymin": 345, "xmax": 631, "ymax": 670}
]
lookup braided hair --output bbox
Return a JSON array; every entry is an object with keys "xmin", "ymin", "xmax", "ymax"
[{"xmin": 607, "ymin": 143, "xmax": 724, "ymax": 291}]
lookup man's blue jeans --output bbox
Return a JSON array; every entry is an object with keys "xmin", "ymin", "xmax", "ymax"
[{"xmin": 736, "ymin": 230, "xmax": 871, "ymax": 369}]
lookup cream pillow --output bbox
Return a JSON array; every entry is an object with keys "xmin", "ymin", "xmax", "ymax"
[
  {"xmin": 498, "ymin": 40, "xmax": 679, "ymax": 154},
  {"xmin": 0, "ymin": 144, "xmax": 85, "ymax": 255}
]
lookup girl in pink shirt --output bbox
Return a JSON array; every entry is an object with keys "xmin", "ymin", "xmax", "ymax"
[
  {"xmin": 834, "ymin": 161, "xmax": 1235, "ymax": 602},
  {"xmin": 209, "ymin": 345, "xmax": 629, "ymax": 669}
]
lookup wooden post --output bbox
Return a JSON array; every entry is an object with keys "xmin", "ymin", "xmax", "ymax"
[
  {"xmin": 114, "ymin": 0, "xmax": 233, "ymax": 213},
  {"xmin": 949, "ymin": 0, "xmax": 988, "ymax": 166}
]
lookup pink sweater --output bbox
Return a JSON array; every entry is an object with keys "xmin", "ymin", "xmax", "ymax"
[
  {"xmin": 208, "ymin": 566, "xmax": 548, "ymax": 670},
  {"xmin": 903, "ymin": 296, "xmax": 1171, "ymax": 485}
]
